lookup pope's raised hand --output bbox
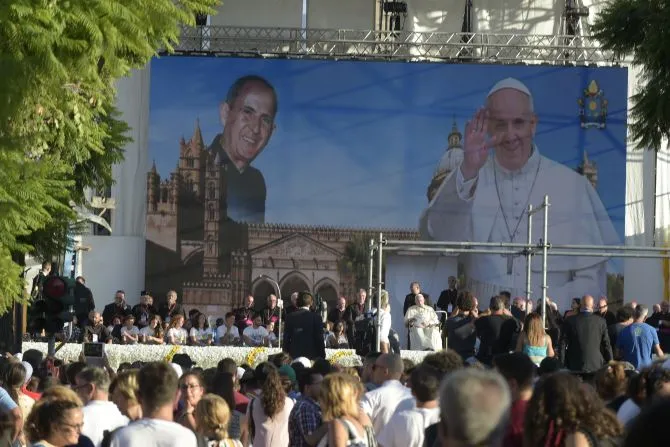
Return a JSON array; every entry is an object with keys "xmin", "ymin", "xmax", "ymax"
[{"xmin": 461, "ymin": 108, "xmax": 498, "ymax": 180}]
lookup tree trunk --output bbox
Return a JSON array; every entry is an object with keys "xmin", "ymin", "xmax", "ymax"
[{"xmin": 0, "ymin": 251, "xmax": 27, "ymax": 354}]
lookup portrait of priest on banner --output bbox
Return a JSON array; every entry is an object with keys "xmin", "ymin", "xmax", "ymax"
[
  {"xmin": 208, "ymin": 75, "xmax": 278, "ymax": 224},
  {"xmin": 419, "ymin": 77, "xmax": 618, "ymax": 310}
]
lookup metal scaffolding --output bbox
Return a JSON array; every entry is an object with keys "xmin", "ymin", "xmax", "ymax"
[
  {"xmin": 370, "ymin": 195, "xmax": 670, "ymax": 352},
  {"xmin": 170, "ymin": 25, "xmax": 620, "ymax": 65}
]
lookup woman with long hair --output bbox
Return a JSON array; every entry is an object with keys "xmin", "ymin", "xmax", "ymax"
[
  {"xmin": 247, "ymin": 363, "xmax": 293, "ymax": 447},
  {"xmin": 177, "ymin": 371, "xmax": 206, "ymax": 431},
  {"xmin": 326, "ymin": 321, "xmax": 349, "ymax": 349},
  {"xmin": 594, "ymin": 361, "xmax": 629, "ymax": 413},
  {"xmin": 139, "ymin": 314, "xmax": 165, "ymax": 344},
  {"xmin": 210, "ymin": 372, "xmax": 248, "ymax": 445},
  {"xmin": 515, "ymin": 312, "xmax": 554, "ymax": 366},
  {"xmin": 166, "ymin": 314, "xmax": 188, "ymax": 345},
  {"xmin": 317, "ymin": 373, "xmax": 375, "ymax": 447},
  {"xmin": 524, "ymin": 372, "xmax": 623, "ymax": 446},
  {"xmin": 195, "ymin": 394, "xmax": 243, "ymax": 447},
  {"xmin": 25, "ymin": 386, "xmax": 86, "ymax": 447},
  {"xmin": 4, "ymin": 362, "xmax": 33, "ymax": 446},
  {"xmin": 564, "ymin": 298, "xmax": 581, "ymax": 319},
  {"xmin": 190, "ymin": 312, "xmax": 213, "ymax": 346}
]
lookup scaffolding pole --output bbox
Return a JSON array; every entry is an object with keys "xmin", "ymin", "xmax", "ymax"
[
  {"xmin": 525, "ymin": 203, "xmax": 534, "ymax": 314},
  {"xmin": 376, "ymin": 233, "xmax": 384, "ymax": 353},
  {"xmin": 541, "ymin": 195, "xmax": 550, "ymax": 329},
  {"xmin": 384, "ymin": 239, "xmax": 670, "ymax": 253},
  {"xmin": 367, "ymin": 238, "xmax": 375, "ymax": 312}
]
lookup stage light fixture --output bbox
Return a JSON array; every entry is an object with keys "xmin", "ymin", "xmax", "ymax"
[
  {"xmin": 383, "ymin": 1, "xmax": 408, "ymax": 15},
  {"xmin": 565, "ymin": 6, "xmax": 589, "ymax": 18}
]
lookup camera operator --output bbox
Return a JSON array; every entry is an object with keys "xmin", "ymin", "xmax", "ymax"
[{"xmin": 343, "ymin": 289, "xmax": 367, "ymax": 343}]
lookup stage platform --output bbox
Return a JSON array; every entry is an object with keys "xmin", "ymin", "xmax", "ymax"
[{"xmin": 22, "ymin": 342, "xmax": 430, "ymax": 370}]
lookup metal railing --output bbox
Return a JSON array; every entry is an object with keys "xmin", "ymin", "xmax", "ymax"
[{"xmin": 169, "ymin": 26, "xmax": 621, "ymax": 65}]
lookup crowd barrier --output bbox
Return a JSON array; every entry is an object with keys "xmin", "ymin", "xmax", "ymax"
[{"xmin": 21, "ymin": 342, "xmax": 430, "ymax": 370}]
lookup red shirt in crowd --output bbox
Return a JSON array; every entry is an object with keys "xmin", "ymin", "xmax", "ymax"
[
  {"xmin": 234, "ymin": 390, "xmax": 249, "ymax": 413},
  {"xmin": 503, "ymin": 399, "xmax": 529, "ymax": 447},
  {"xmin": 21, "ymin": 386, "xmax": 41, "ymax": 401}
]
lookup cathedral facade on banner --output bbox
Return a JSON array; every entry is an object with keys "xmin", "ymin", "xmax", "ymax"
[{"xmin": 145, "ymin": 122, "xmax": 419, "ymax": 317}]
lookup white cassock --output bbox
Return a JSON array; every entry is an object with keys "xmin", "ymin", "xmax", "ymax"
[
  {"xmin": 419, "ymin": 147, "xmax": 619, "ymax": 311},
  {"xmin": 405, "ymin": 305, "xmax": 442, "ymax": 351}
]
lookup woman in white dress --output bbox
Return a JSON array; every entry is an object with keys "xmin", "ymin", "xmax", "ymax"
[{"xmin": 404, "ymin": 294, "xmax": 441, "ymax": 351}]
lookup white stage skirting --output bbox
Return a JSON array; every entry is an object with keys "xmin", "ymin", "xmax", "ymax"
[{"xmin": 22, "ymin": 342, "xmax": 430, "ymax": 370}]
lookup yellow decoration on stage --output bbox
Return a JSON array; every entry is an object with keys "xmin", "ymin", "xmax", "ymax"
[
  {"xmin": 164, "ymin": 345, "xmax": 181, "ymax": 363},
  {"xmin": 245, "ymin": 347, "xmax": 267, "ymax": 367},
  {"xmin": 327, "ymin": 350, "xmax": 356, "ymax": 365}
]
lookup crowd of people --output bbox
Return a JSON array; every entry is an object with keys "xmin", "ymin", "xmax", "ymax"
[
  {"xmin": 14, "ymin": 271, "xmax": 670, "ymax": 447},
  {"xmin": 1, "ymin": 335, "xmax": 669, "ymax": 447}
]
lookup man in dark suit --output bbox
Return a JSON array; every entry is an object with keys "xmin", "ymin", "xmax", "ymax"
[
  {"xmin": 208, "ymin": 75, "xmax": 278, "ymax": 224},
  {"xmin": 102, "ymin": 290, "xmax": 131, "ymax": 326},
  {"xmin": 283, "ymin": 291, "xmax": 326, "ymax": 360},
  {"xmin": 403, "ymin": 281, "xmax": 432, "ymax": 316},
  {"xmin": 436, "ymin": 276, "xmax": 458, "ymax": 315},
  {"xmin": 559, "ymin": 295, "xmax": 613, "ymax": 373}
]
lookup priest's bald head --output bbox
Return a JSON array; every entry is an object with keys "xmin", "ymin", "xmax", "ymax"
[{"xmin": 485, "ymin": 77, "xmax": 538, "ymax": 171}]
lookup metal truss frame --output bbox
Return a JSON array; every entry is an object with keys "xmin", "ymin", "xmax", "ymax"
[{"xmin": 170, "ymin": 26, "xmax": 621, "ymax": 66}]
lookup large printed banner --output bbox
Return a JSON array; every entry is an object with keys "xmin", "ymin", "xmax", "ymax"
[{"xmin": 146, "ymin": 56, "xmax": 627, "ymax": 313}]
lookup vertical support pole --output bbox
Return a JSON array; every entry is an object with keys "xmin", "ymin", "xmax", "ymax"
[
  {"xmin": 277, "ymin": 287, "xmax": 282, "ymax": 350},
  {"xmin": 541, "ymin": 195, "xmax": 550, "ymax": 329},
  {"xmin": 47, "ymin": 335, "xmax": 55, "ymax": 357},
  {"xmin": 367, "ymin": 239, "xmax": 375, "ymax": 312},
  {"xmin": 525, "ymin": 204, "xmax": 534, "ymax": 314},
  {"xmin": 375, "ymin": 233, "xmax": 384, "ymax": 353}
]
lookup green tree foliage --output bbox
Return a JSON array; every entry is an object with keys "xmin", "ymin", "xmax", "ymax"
[
  {"xmin": 0, "ymin": 0, "xmax": 218, "ymax": 313},
  {"xmin": 592, "ymin": 1, "xmax": 670, "ymax": 150},
  {"xmin": 339, "ymin": 234, "xmax": 386, "ymax": 291}
]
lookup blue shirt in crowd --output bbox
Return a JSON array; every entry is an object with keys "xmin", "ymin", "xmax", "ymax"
[
  {"xmin": 0, "ymin": 387, "xmax": 17, "ymax": 413},
  {"xmin": 617, "ymin": 322, "xmax": 659, "ymax": 370}
]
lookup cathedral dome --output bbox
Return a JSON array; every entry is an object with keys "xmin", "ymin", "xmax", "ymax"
[
  {"xmin": 427, "ymin": 120, "xmax": 465, "ymax": 202},
  {"xmin": 434, "ymin": 120, "xmax": 464, "ymax": 177},
  {"xmin": 435, "ymin": 146, "xmax": 464, "ymax": 177}
]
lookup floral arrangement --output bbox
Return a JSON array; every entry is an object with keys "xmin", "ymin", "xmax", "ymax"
[
  {"xmin": 244, "ymin": 346, "xmax": 268, "ymax": 368},
  {"xmin": 22, "ymin": 342, "xmax": 431, "ymax": 370},
  {"xmin": 164, "ymin": 344, "xmax": 181, "ymax": 363},
  {"xmin": 327, "ymin": 349, "xmax": 359, "ymax": 367}
]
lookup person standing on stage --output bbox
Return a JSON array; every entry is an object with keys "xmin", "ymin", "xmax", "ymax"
[{"xmin": 283, "ymin": 292, "xmax": 325, "ymax": 360}]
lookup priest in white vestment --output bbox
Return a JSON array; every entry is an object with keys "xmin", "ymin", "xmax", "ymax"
[
  {"xmin": 404, "ymin": 294, "xmax": 442, "ymax": 350},
  {"xmin": 419, "ymin": 78, "xmax": 619, "ymax": 311}
]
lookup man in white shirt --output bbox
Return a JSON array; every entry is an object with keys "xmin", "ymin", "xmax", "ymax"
[
  {"xmin": 378, "ymin": 363, "xmax": 441, "ymax": 447},
  {"xmin": 419, "ymin": 77, "xmax": 619, "ymax": 310},
  {"xmin": 74, "ymin": 367, "xmax": 129, "ymax": 447},
  {"xmin": 243, "ymin": 313, "xmax": 269, "ymax": 346},
  {"xmin": 217, "ymin": 311, "xmax": 241, "ymax": 345},
  {"xmin": 360, "ymin": 353, "xmax": 412, "ymax": 435},
  {"xmin": 110, "ymin": 362, "xmax": 197, "ymax": 447}
]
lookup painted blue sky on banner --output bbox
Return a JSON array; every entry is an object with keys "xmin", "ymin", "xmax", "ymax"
[{"xmin": 148, "ymin": 57, "xmax": 627, "ymax": 240}]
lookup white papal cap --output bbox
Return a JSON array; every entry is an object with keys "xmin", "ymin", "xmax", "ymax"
[
  {"xmin": 170, "ymin": 363, "xmax": 183, "ymax": 379},
  {"xmin": 487, "ymin": 77, "xmax": 532, "ymax": 98}
]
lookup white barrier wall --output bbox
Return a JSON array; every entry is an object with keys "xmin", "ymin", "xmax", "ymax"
[
  {"xmin": 112, "ymin": 68, "xmax": 151, "ymax": 238},
  {"xmin": 472, "ymin": 0, "xmax": 563, "ymax": 34},
  {"xmin": 80, "ymin": 236, "xmax": 146, "ymax": 308},
  {"xmin": 406, "ymin": 0, "xmax": 466, "ymax": 33},
  {"xmin": 210, "ymin": 0, "xmax": 304, "ymax": 28},
  {"xmin": 307, "ymin": 0, "xmax": 375, "ymax": 29},
  {"xmin": 623, "ymin": 63, "xmax": 670, "ymax": 307}
]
